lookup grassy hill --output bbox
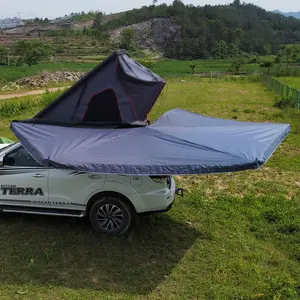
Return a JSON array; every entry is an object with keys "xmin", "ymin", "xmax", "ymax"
[
  {"xmin": 103, "ymin": 0, "xmax": 300, "ymax": 59},
  {"xmin": 2, "ymin": 1, "xmax": 300, "ymax": 64}
]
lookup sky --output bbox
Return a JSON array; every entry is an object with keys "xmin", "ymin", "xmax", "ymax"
[{"xmin": 0, "ymin": 0, "xmax": 298, "ymax": 20}]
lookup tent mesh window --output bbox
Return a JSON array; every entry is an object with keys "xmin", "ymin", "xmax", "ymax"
[{"xmin": 82, "ymin": 89, "xmax": 121, "ymax": 123}]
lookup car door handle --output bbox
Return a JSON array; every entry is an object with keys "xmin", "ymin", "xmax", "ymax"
[{"xmin": 32, "ymin": 173, "xmax": 45, "ymax": 178}]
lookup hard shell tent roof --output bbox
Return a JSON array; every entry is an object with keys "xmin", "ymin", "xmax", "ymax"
[{"xmin": 30, "ymin": 50, "xmax": 166, "ymax": 126}]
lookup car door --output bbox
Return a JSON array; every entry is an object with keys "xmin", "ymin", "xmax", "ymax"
[
  {"xmin": 0, "ymin": 145, "xmax": 49, "ymax": 207},
  {"xmin": 48, "ymin": 169, "xmax": 106, "ymax": 210}
]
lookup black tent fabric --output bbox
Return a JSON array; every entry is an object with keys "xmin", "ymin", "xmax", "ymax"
[{"xmin": 31, "ymin": 50, "xmax": 165, "ymax": 125}]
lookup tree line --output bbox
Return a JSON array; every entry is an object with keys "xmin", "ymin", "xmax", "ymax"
[{"xmin": 103, "ymin": 0, "xmax": 300, "ymax": 59}]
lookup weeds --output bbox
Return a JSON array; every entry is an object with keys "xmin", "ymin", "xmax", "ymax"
[
  {"xmin": 42, "ymin": 88, "xmax": 66, "ymax": 106},
  {"xmin": 247, "ymin": 73, "xmax": 261, "ymax": 82},
  {"xmin": 0, "ymin": 100, "xmax": 35, "ymax": 117},
  {"xmin": 243, "ymin": 108, "xmax": 256, "ymax": 114},
  {"xmin": 0, "ymin": 89, "xmax": 65, "ymax": 118}
]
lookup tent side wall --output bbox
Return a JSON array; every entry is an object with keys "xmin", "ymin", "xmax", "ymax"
[
  {"xmin": 34, "ymin": 52, "xmax": 117, "ymax": 121},
  {"xmin": 72, "ymin": 60, "xmax": 137, "ymax": 123},
  {"xmin": 28, "ymin": 50, "xmax": 166, "ymax": 124},
  {"xmin": 119, "ymin": 73, "xmax": 166, "ymax": 120}
]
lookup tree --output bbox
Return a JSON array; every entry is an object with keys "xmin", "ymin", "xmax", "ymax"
[
  {"xmin": 231, "ymin": 58, "xmax": 245, "ymax": 72},
  {"xmin": 263, "ymin": 43, "xmax": 272, "ymax": 55},
  {"xmin": 213, "ymin": 40, "xmax": 228, "ymax": 59},
  {"xmin": 120, "ymin": 28, "xmax": 136, "ymax": 50},
  {"xmin": 92, "ymin": 12, "xmax": 109, "ymax": 39},
  {"xmin": 228, "ymin": 43, "xmax": 239, "ymax": 57},
  {"xmin": 274, "ymin": 55, "xmax": 281, "ymax": 63},
  {"xmin": 232, "ymin": 0, "xmax": 241, "ymax": 6},
  {"xmin": 13, "ymin": 40, "xmax": 53, "ymax": 68},
  {"xmin": 93, "ymin": 12, "xmax": 104, "ymax": 30},
  {"xmin": 0, "ymin": 47, "xmax": 9, "ymax": 66}
]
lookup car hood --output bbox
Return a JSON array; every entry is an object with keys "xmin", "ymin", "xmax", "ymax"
[{"xmin": 0, "ymin": 144, "xmax": 11, "ymax": 150}]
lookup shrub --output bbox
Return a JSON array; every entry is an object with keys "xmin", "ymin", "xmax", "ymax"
[
  {"xmin": 137, "ymin": 60, "xmax": 156, "ymax": 69},
  {"xmin": 129, "ymin": 49, "xmax": 147, "ymax": 58},
  {"xmin": 0, "ymin": 89, "xmax": 66, "ymax": 118},
  {"xmin": 231, "ymin": 58, "xmax": 245, "ymax": 72},
  {"xmin": 42, "ymin": 89, "xmax": 65, "ymax": 106},
  {"xmin": 0, "ymin": 100, "xmax": 34, "ymax": 117},
  {"xmin": 274, "ymin": 55, "xmax": 281, "ymax": 63},
  {"xmin": 249, "ymin": 56, "xmax": 259, "ymax": 64},
  {"xmin": 274, "ymin": 96, "xmax": 297, "ymax": 109},
  {"xmin": 260, "ymin": 60, "xmax": 274, "ymax": 68},
  {"xmin": 55, "ymin": 45, "xmax": 65, "ymax": 54}
]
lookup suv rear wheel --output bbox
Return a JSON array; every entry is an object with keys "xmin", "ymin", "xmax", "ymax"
[{"xmin": 89, "ymin": 196, "xmax": 134, "ymax": 236}]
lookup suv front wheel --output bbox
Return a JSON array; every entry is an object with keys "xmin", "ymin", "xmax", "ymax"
[{"xmin": 89, "ymin": 196, "xmax": 134, "ymax": 236}]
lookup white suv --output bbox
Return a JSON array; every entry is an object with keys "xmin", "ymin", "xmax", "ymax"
[{"xmin": 0, "ymin": 142, "xmax": 177, "ymax": 236}]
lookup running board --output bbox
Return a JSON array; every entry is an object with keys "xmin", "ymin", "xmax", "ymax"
[{"xmin": 0, "ymin": 205, "xmax": 85, "ymax": 218}]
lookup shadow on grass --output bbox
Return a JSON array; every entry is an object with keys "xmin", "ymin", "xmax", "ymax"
[{"xmin": 0, "ymin": 212, "xmax": 203, "ymax": 295}]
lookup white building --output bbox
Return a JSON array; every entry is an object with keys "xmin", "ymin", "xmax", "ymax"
[{"xmin": 0, "ymin": 18, "xmax": 25, "ymax": 29}]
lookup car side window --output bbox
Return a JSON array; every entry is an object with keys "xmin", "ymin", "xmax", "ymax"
[{"xmin": 4, "ymin": 146, "xmax": 42, "ymax": 167}]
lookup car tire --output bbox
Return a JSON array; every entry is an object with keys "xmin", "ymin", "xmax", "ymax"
[{"xmin": 89, "ymin": 196, "xmax": 134, "ymax": 236}]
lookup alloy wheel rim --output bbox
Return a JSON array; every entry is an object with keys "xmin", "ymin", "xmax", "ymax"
[{"xmin": 96, "ymin": 204, "xmax": 124, "ymax": 231}]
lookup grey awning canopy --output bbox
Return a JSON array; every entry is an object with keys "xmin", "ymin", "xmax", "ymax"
[{"xmin": 10, "ymin": 109, "xmax": 290, "ymax": 175}]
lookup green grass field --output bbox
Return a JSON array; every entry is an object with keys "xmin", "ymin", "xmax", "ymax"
[
  {"xmin": 151, "ymin": 60, "xmax": 259, "ymax": 77},
  {"xmin": 0, "ymin": 77, "xmax": 299, "ymax": 299},
  {"xmin": 0, "ymin": 59, "xmax": 261, "ymax": 87},
  {"xmin": 0, "ymin": 63, "xmax": 98, "ymax": 86},
  {"xmin": 278, "ymin": 77, "xmax": 300, "ymax": 90}
]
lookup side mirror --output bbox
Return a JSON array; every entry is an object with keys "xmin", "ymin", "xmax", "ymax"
[{"xmin": 3, "ymin": 155, "xmax": 15, "ymax": 166}]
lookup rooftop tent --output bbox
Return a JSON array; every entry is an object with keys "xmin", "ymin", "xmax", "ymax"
[
  {"xmin": 30, "ymin": 50, "xmax": 166, "ymax": 125},
  {"xmin": 10, "ymin": 109, "xmax": 290, "ymax": 175}
]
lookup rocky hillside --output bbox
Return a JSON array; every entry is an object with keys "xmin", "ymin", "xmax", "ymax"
[{"xmin": 110, "ymin": 18, "xmax": 181, "ymax": 51}]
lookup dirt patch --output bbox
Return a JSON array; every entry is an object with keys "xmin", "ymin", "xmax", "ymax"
[
  {"xmin": 238, "ymin": 90, "xmax": 249, "ymax": 94},
  {"xmin": 0, "ymin": 87, "xmax": 68, "ymax": 100}
]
